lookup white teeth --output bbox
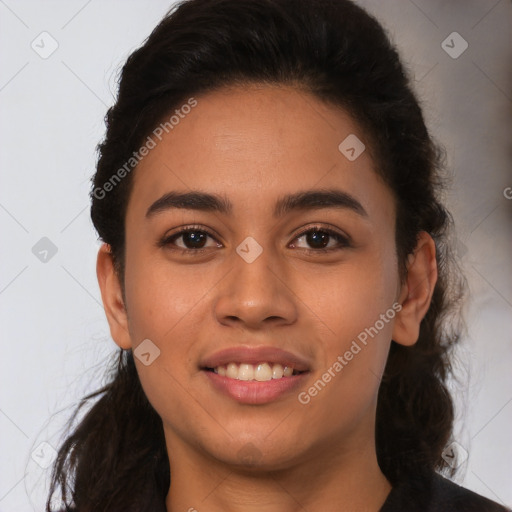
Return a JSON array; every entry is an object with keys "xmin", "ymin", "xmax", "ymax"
[
  {"xmin": 283, "ymin": 366, "xmax": 293, "ymax": 377},
  {"xmin": 238, "ymin": 363, "xmax": 254, "ymax": 381},
  {"xmin": 255, "ymin": 363, "xmax": 272, "ymax": 381},
  {"xmin": 212, "ymin": 362, "xmax": 299, "ymax": 381},
  {"xmin": 272, "ymin": 363, "xmax": 284, "ymax": 379},
  {"xmin": 226, "ymin": 363, "xmax": 238, "ymax": 379}
]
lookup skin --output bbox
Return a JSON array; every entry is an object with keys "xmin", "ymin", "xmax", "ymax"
[{"xmin": 97, "ymin": 84, "xmax": 437, "ymax": 512}]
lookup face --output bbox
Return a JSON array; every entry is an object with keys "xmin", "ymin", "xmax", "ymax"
[{"xmin": 110, "ymin": 84, "xmax": 406, "ymax": 471}]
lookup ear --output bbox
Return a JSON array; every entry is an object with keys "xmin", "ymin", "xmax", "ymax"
[
  {"xmin": 392, "ymin": 231, "xmax": 438, "ymax": 347},
  {"xmin": 96, "ymin": 243, "xmax": 132, "ymax": 350}
]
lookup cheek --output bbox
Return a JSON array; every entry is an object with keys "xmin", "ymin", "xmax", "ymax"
[
  {"xmin": 294, "ymin": 240, "xmax": 399, "ymax": 411},
  {"xmin": 123, "ymin": 256, "xmax": 208, "ymax": 422},
  {"xmin": 298, "ymin": 243, "xmax": 399, "ymax": 346},
  {"xmin": 124, "ymin": 251, "xmax": 205, "ymax": 341},
  {"xmin": 121, "ymin": 255, "xmax": 201, "ymax": 384}
]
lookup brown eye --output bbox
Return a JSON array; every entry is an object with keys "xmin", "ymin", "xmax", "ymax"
[
  {"xmin": 176, "ymin": 230, "xmax": 209, "ymax": 249},
  {"xmin": 304, "ymin": 230, "xmax": 330, "ymax": 249},
  {"xmin": 160, "ymin": 227, "xmax": 221, "ymax": 253},
  {"xmin": 291, "ymin": 226, "xmax": 350, "ymax": 252}
]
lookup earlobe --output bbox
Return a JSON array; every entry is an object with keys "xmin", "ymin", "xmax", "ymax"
[
  {"xmin": 392, "ymin": 232, "xmax": 438, "ymax": 347},
  {"xmin": 96, "ymin": 243, "xmax": 132, "ymax": 350}
]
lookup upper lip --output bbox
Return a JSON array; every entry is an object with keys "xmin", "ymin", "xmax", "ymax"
[{"xmin": 200, "ymin": 346, "xmax": 312, "ymax": 372}]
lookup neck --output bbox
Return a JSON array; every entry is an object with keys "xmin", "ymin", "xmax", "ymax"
[{"xmin": 165, "ymin": 428, "xmax": 391, "ymax": 512}]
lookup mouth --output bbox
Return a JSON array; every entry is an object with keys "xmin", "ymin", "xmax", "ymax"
[
  {"xmin": 200, "ymin": 346, "xmax": 311, "ymax": 404},
  {"xmin": 203, "ymin": 362, "xmax": 306, "ymax": 381}
]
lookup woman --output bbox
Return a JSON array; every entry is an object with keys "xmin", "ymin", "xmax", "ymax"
[{"xmin": 47, "ymin": 0, "xmax": 510, "ymax": 510}]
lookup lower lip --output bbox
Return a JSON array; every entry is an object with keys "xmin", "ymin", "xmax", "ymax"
[{"xmin": 203, "ymin": 370, "xmax": 308, "ymax": 404}]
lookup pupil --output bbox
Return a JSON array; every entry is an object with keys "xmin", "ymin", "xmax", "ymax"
[
  {"xmin": 184, "ymin": 231, "xmax": 206, "ymax": 248},
  {"xmin": 307, "ymin": 230, "xmax": 328, "ymax": 249}
]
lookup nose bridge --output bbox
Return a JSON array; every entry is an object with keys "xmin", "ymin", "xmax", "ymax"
[{"xmin": 213, "ymin": 237, "xmax": 298, "ymax": 328}]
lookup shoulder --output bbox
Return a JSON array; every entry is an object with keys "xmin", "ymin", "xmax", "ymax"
[
  {"xmin": 429, "ymin": 473, "xmax": 510, "ymax": 511},
  {"xmin": 380, "ymin": 471, "xmax": 511, "ymax": 512}
]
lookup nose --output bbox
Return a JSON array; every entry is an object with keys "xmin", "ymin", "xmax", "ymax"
[{"xmin": 213, "ymin": 245, "xmax": 298, "ymax": 331}]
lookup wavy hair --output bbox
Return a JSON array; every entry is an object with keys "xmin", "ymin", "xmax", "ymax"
[{"xmin": 47, "ymin": 0, "xmax": 466, "ymax": 510}]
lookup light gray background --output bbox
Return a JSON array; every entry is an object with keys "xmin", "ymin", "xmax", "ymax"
[{"xmin": 0, "ymin": 0, "xmax": 511, "ymax": 510}]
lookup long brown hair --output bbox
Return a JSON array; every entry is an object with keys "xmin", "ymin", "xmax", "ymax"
[{"xmin": 47, "ymin": 0, "xmax": 465, "ymax": 510}]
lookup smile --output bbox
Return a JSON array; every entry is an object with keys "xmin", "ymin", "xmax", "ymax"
[
  {"xmin": 205, "ymin": 362, "xmax": 303, "ymax": 381},
  {"xmin": 200, "ymin": 345, "xmax": 311, "ymax": 404}
]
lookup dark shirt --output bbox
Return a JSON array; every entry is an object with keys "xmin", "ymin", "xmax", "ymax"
[
  {"xmin": 380, "ymin": 472, "xmax": 510, "ymax": 511},
  {"xmin": 60, "ymin": 472, "xmax": 510, "ymax": 511}
]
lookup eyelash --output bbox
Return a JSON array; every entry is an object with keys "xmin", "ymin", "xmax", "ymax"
[{"xmin": 158, "ymin": 224, "xmax": 351, "ymax": 256}]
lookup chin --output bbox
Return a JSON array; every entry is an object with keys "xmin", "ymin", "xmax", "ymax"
[{"xmin": 205, "ymin": 436, "xmax": 306, "ymax": 472}]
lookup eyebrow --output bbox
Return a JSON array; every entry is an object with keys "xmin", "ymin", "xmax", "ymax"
[{"xmin": 145, "ymin": 189, "xmax": 368, "ymax": 219}]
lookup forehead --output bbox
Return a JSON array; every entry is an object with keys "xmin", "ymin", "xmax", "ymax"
[{"xmin": 127, "ymin": 84, "xmax": 394, "ymax": 222}]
